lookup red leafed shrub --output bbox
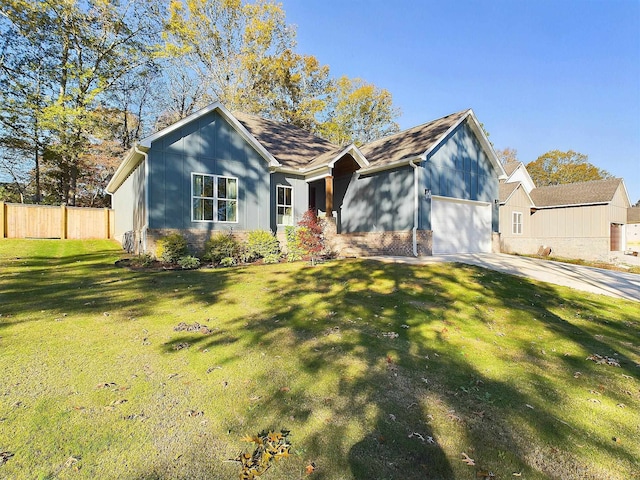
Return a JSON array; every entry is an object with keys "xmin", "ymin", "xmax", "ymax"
[{"xmin": 297, "ymin": 209, "xmax": 325, "ymax": 264}]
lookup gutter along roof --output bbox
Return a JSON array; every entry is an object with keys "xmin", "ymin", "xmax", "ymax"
[{"xmin": 107, "ymin": 104, "xmax": 505, "ymax": 194}]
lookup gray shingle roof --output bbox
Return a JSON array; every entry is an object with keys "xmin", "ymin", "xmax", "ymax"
[
  {"xmin": 233, "ymin": 111, "xmax": 337, "ymax": 170},
  {"xmin": 499, "ymin": 182, "xmax": 520, "ymax": 203},
  {"xmin": 503, "ymin": 160, "xmax": 521, "ymax": 176},
  {"xmin": 359, "ymin": 110, "xmax": 468, "ymax": 168},
  {"xmin": 628, "ymin": 206, "xmax": 640, "ymax": 223},
  {"xmin": 530, "ymin": 178, "xmax": 622, "ymax": 207}
]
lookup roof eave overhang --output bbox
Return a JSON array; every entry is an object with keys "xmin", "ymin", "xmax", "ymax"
[
  {"xmin": 532, "ymin": 201, "xmax": 610, "ymax": 210},
  {"xmin": 272, "ymin": 143, "xmax": 370, "ymax": 181},
  {"xmin": 359, "ymin": 155, "xmax": 424, "ymax": 175},
  {"xmin": 421, "ymin": 109, "xmax": 507, "ymax": 180},
  {"xmin": 105, "ymin": 145, "xmax": 148, "ymax": 194}
]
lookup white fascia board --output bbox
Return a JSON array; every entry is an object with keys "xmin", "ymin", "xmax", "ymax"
[
  {"xmin": 328, "ymin": 144, "xmax": 369, "ymax": 168},
  {"xmin": 619, "ymin": 179, "xmax": 632, "ymax": 208},
  {"xmin": 105, "ymin": 145, "xmax": 147, "ymax": 194},
  {"xmin": 422, "ymin": 111, "xmax": 470, "ymax": 161},
  {"xmin": 421, "ymin": 109, "xmax": 506, "ymax": 180},
  {"xmin": 358, "ymin": 155, "xmax": 423, "ymax": 175},
  {"xmin": 501, "ymin": 182, "xmax": 535, "ymax": 206},
  {"xmin": 533, "ymin": 202, "xmax": 609, "ymax": 210},
  {"xmin": 107, "ymin": 103, "xmax": 282, "ymax": 194},
  {"xmin": 304, "ymin": 168, "xmax": 332, "ymax": 183},
  {"xmin": 431, "ymin": 195, "xmax": 491, "ymax": 206},
  {"xmin": 465, "ymin": 109, "xmax": 507, "ymax": 179},
  {"xmin": 139, "ymin": 102, "xmax": 280, "ymax": 168}
]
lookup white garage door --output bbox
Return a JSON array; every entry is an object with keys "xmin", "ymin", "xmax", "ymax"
[{"xmin": 432, "ymin": 197, "xmax": 492, "ymax": 254}]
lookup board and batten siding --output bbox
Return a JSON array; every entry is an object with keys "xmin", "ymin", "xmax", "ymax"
[
  {"xmin": 500, "ymin": 183, "xmax": 630, "ymax": 261},
  {"xmin": 146, "ymin": 110, "xmax": 270, "ymax": 233},
  {"xmin": 111, "ymin": 158, "xmax": 146, "ymax": 242},
  {"xmin": 338, "ymin": 119, "xmax": 500, "ymax": 236},
  {"xmin": 339, "ymin": 166, "xmax": 414, "ymax": 233},
  {"xmin": 608, "ymin": 185, "xmax": 630, "ymax": 225},
  {"xmin": 269, "ymin": 172, "xmax": 308, "ymax": 232},
  {"xmin": 423, "ymin": 121, "xmax": 500, "ymax": 232},
  {"xmin": 499, "ymin": 186, "xmax": 532, "ymax": 238}
]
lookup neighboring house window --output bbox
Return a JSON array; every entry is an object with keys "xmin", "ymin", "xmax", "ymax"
[
  {"xmin": 192, "ymin": 173, "xmax": 238, "ymax": 223},
  {"xmin": 512, "ymin": 211, "xmax": 522, "ymax": 235},
  {"xmin": 277, "ymin": 185, "xmax": 293, "ymax": 225}
]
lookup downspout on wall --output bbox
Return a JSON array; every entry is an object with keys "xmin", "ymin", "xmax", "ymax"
[
  {"xmin": 134, "ymin": 145, "xmax": 149, "ymax": 254},
  {"xmin": 409, "ymin": 159, "xmax": 420, "ymax": 256}
]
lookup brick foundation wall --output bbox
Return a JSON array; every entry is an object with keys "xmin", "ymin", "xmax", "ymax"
[
  {"xmin": 324, "ymin": 220, "xmax": 432, "ymax": 257},
  {"xmin": 143, "ymin": 224, "xmax": 434, "ymax": 259}
]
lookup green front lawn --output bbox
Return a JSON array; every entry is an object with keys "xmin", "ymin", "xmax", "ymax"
[{"xmin": 0, "ymin": 240, "xmax": 638, "ymax": 479}]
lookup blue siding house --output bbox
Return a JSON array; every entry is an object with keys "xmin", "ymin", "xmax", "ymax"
[{"xmin": 106, "ymin": 103, "xmax": 505, "ymax": 256}]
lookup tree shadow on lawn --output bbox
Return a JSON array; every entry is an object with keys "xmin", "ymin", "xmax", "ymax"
[
  {"xmin": 0, "ymin": 251, "xmax": 236, "ymax": 328},
  {"xmin": 213, "ymin": 259, "xmax": 639, "ymax": 479}
]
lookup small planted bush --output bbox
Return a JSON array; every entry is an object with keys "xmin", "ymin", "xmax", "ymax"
[
  {"xmin": 298, "ymin": 210, "xmax": 325, "ymax": 264},
  {"xmin": 177, "ymin": 255, "xmax": 200, "ymax": 270},
  {"xmin": 156, "ymin": 233, "xmax": 188, "ymax": 263},
  {"xmin": 204, "ymin": 232, "xmax": 241, "ymax": 265},
  {"xmin": 284, "ymin": 226, "xmax": 304, "ymax": 262},
  {"xmin": 246, "ymin": 230, "xmax": 280, "ymax": 262}
]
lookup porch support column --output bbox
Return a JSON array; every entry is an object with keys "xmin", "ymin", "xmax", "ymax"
[{"xmin": 325, "ymin": 175, "xmax": 334, "ymax": 217}]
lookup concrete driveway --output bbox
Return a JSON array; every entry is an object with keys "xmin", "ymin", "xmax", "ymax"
[{"xmin": 368, "ymin": 253, "xmax": 640, "ymax": 302}]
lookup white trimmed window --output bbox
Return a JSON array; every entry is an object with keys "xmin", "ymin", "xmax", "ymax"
[
  {"xmin": 512, "ymin": 211, "xmax": 522, "ymax": 235},
  {"xmin": 192, "ymin": 173, "xmax": 238, "ymax": 223},
  {"xmin": 277, "ymin": 185, "xmax": 293, "ymax": 225}
]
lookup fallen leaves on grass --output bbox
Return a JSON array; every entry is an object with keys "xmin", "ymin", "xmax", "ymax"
[
  {"xmin": 64, "ymin": 456, "xmax": 81, "ymax": 471},
  {"xmin": 0, "ymin": 451, "xmax": 14, "ymax": 466},
  {"xmin": 96, "ymin": 382, "xmax": 117, "ymax": 389},
  {"xmin": 586, "ymin": 353, "xmax": 620, "ymax": 367},
  {"xmin": 408, "ymin": 432, "xmax": 435, "ymax": 444},
  {"xmin": 186, "ymin": 410, "xmax": 204, "ymax": 417},
  {"xmin": 123, "ymin": 413, "xmax": 147, "ymax": 421},
  {"xmin": 173, "ymin": 342, "xmax": 190, "ymax": 350},
  {"xmin": 233, "ymin": 430, "xmax": 292, "ymax": 479},
  {"xmin": 305, "ymin": 462, "xmax": 316, "ymax": 475},
  {"xmin": 476, "ymin": 470, "xmax": 495, "ymax": 479},
  {"xmin": 461, "ymin": 452, "xmax": 475, "ymax": 466},
  {"xmin": 174, "ymin": 322, "xmax": 212, "ymax": 334}
]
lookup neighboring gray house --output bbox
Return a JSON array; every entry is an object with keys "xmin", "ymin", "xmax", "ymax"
[{"xmin": 106, "ymin": 103, "xmax": 505, "ymax": 256}]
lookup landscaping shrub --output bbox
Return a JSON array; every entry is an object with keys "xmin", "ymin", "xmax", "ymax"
[
  {"xmin": 246, "ymin": 229, "xmax": 280, "ymax": 262},
  {"xmin": 284, "ymin": 226, "xmax": 305, "ymax": 262},
  {"xmin": 297, "ymin": 210, "xmax": 325, "ymax": 264},
  {"xmin": 219, "ymin": 256, "xmax": 235, "ymax": 267},
  {"xmin": 156, "ymin": 233, "xmax": 188, "ymax": 263},
  {"xmin": 203, "ymin": 232, "xmax": 241, "ymax": 264},
  {"xmin": 177, "ymin": 255, "xmax": 200, "ymax": 270}
]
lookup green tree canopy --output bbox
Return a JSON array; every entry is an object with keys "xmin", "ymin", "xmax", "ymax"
[
  {"xmin": 525, "ymin": 150, "xmax": 612, "ymax": 187},
  {"xmin": 319, "ymin": 76, "xmax": 400, "ymax": 146}
]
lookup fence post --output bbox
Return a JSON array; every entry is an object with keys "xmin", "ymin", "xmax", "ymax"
[
  {"xmin": 104, "ymin": 208, "xmax": 110, "ymax": 239},
  {"xmin": 0, "ymin": 201, "xmax": 4, "ymax": 238},
  {"xmin": 60, "ymin": 204, "xmax": 67, "ymax": 239}
]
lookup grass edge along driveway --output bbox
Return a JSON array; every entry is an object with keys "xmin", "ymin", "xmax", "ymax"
[{"xmin": 0, "ymin": 239, "xmax": 638, "ymax": 479}]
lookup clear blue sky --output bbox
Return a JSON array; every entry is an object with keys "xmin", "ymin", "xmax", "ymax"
[{"xmin": 281, "ymin": 0, "xmax": 640, "ymax": 203}]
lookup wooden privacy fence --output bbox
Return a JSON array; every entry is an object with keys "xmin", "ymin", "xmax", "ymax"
[{"xmin": 0, "ymin": 202, "xmax": 114, "ymax": 239}]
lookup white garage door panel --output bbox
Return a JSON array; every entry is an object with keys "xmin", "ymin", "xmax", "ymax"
[{"xmin": 432, "ymin": 199, "xmax": 491, "ymax": 254}]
